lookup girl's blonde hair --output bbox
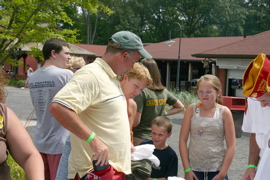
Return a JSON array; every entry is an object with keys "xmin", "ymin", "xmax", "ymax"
[
  {"xmin": 119, "ymin": 62, "xmax": 152, "ymax": 86},
  {"xmin": 67, "ymin": 56, "xmax": 86, "ymax": 69},
  {"xmin": 197, "ymin": 74, "xmax": 223, "ymax": 104}
]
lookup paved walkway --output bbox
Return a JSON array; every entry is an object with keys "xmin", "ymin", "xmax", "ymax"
[{"xmin": 6, "ymin": 86, "xmax": 249, "ymax": 180}]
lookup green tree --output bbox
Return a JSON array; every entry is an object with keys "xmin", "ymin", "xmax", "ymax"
[
  {"xmin": 61, "ymin": 1, "xmax": 113, "ymax": 44},
  {"xmin": 138, "ymin": 0, "xmax": 180, "ymax": 42},
  {"xmin": 81, "ymin": 4, "xmax": 113, "ymax": 44},
  {"xmin": 0, "ymin": 0, "xmax": 106, "ymax": 64},
  {"xmin": 244, "ymin": 0, "xmax": 270, "ymax": 36},
  {"xmin": 58, "ymin": 0, "xmax": 270, "ymax": 46},
  {"xmin": 93, "ymin": 0, "xmax": 179, "ymax": 43},
  {"xmin": 172, "ymin": 0, "xmax": 217, "ymax": 37},
  {"xmin": 211, "ymin": 0, "xmax": 247, "ymax": 36},
  {"xmin": 91, "ymin": 0, "xmax": 142, "ymax": 44}
]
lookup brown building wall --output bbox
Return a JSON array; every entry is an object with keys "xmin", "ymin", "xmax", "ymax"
[
  {"xmin": 4, "ymin": 55, "xmax": 37, "ymax": 80},
  {"xmin": 218, "ymin": 68, "xmax": 227, "ymax": 96}
]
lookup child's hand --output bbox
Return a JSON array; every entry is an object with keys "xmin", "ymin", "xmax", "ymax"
[
  {"xmin": 185, "ymin": 171, "xmax": 198, "ymax": 180},
  {"xmin": 212, "ymin": 174, "xmax": 223, "ymax": 180},
  {"xmin": 131, "ymin": 143, "xmax": 136, "ymax": 153}
]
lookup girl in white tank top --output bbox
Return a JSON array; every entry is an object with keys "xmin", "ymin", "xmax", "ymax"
[{"xmin": 179, "ymin": 75, "xmax": 236, "ymax": 180}]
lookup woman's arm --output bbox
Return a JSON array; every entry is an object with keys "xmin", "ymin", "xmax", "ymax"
[
  {"xmin": 215, "ymin": 107, "xmax": 236, "ymax": 179},
  {"xmin": 179, "ymin": 104, "xmax": 198, "ymax": 180},
  {"xmin": 6, "ymin": 107, "xmax": 44, "ymax": 180},
  {"xmin": 166, "ymin": 100, "xmax": 185, "ymax": 116}
]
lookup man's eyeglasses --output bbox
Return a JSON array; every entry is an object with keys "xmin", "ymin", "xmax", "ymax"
[
  {"xmin": 197, "ymin": 90, "xmax": 216, "ymax": 95},
  {"xmin": 250, "ymin": 98, "xmax": 270, "ymax": 103}
]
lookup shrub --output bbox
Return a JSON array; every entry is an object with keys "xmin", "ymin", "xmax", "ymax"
[
  {"xmin": 7, "ymin": 79, "xmax": 25, "ymax": 88},
  {"xmin": 171, "ymin": 90, "xmax": 200, "ymax": 108},
  {"xmin": 165, "ymin": 90, "xmax": 199, "ymax": 114},
  {"xmin": 7, "ymin": 154, "xmax": 26, "ymax": 180}
]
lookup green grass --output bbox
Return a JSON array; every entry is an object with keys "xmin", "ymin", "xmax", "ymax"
[{"xmin": 7, "ymin": 154, "xmax": 26, "ymax": 180}]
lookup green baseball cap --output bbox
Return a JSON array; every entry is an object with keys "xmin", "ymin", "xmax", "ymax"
[{"xmin": 108, "ymin": 31, "xmax": 152, "ymax": 59}]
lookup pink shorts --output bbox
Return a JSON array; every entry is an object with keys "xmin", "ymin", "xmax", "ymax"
[{"xmin": 70, "ymin": 165, "xmax": 125, "ymax": 180}]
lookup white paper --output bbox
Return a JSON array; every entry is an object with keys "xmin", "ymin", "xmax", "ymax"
[
  {"xmin": 131, "ymin": 144, "xmax": 160, "ymax": 167},
  {"xmin": 168, "ymin": 176, "xmax": 185, "ymax": 180}
]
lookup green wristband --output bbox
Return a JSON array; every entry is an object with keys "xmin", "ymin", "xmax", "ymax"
[
  {"xmin": 246, "ymin": 164, "xmax": 257, "ymax": 170},
  {"xmin": 184, "ymin": 168, "xmax": 192, "ymax": 173},
  {"xmin": 153, "ymin": 178, "xmax": 157, "ymax": 180},
  {"xmin": 86, "ymin": 132, "xmax": 96, "ymax": 143},
  {"xmin": 164, "ymin": 111, "xmax": 169, "ymax": 117}
]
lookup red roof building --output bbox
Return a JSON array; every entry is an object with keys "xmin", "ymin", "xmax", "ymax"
[
  {"xmin": 192, "ymin": 30, "xmax": 270, "ymax": 97},
  {"xmin": 8, "ymin": 29, "xmax": 269, "ymax": 97}
]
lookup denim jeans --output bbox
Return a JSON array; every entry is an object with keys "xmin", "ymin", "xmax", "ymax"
[
  {"xmin": 193, "ymin": 171, "xmax": 229, "ymax": 180},
  {"xmin": 56, "ymin": 136, "xmax": 71, "ymax": 180}
]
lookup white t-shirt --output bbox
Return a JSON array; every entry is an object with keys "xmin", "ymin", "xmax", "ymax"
[
  {"xmin": 255, "ymin": 146, "xmax": 270, "ymax": 180},
  {"xmin": 242, "ymin": 98, "xmax": 270, "ymax": 180},
  {"xmin": 29, "ymin": 66, "xmax": 73, "ymax": 154},
  {"xmin": 27, "ymin": 68, "xmax": 33, "ymax": 77},
  {"xmin": 242, "ymin": 98, "xmax": 270, "ymax": 155}
]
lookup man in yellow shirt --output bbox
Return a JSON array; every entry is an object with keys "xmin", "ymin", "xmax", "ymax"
[{"xmin": 50, "ymin": 31, "xmax": 151, "ymax": 180}]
